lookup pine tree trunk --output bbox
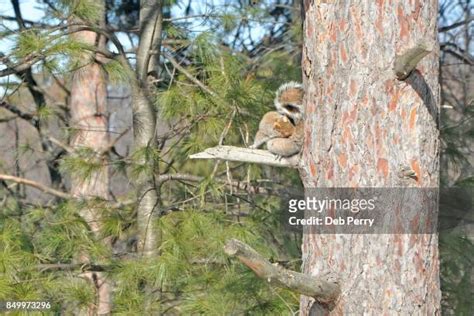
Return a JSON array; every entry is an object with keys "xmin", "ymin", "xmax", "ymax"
[
  {"xmin": 69, "ymin": 14, "xmax": 112, "ymax": 315},
  {"xmin": 300, "ymin": 0, "xmax": 441, "ymax": 314}
]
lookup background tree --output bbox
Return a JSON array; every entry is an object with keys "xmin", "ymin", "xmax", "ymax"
[
  {"xmin": 438, "ymin": 0, "xmax": 474, "ymax": 314},
  {"xmin": 0, "ymin": 0, "xmax": 304, "ymax": 314}
]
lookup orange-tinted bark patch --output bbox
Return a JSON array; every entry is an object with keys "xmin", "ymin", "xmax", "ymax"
[
  {"xmin": 340, "ymin": 43, "xmax": 348, "ymax": 63},
  {"xmin": 397, "ymin": 6, "xmax": 409, "ymax": 40},
  {"xmin": 343, "ymin": 126, "xmax": 353, "ymax": 143},
  {"xmin": 330, "ymin": 24, "xmax": 337, "ymax": 43},
  {"xmin": 410, "ymin": 159, "xmax": 421, "ymax": 184},
  {"xmin": 409, "ymin": 107, "xmax": 417, "ymax": 129},
  {"xmin": 326, "ymin": 164, "xmax": 334, "ymax": 180},
  {"xmin": 393, "ymin": 134, "xmax": 400, "ymax": 145},
  {"xmin": 388, "ymin": 91, "xmax": 399, "ymax": 111},
  {"xmin": 349, "ymin": 80, "xmax": 357, "ymax": 97},
  {"xmin": 375, "ymin": 0, "xmax": 384, "ymax": 35},
  {"xmin": 377, "ymin": 158, "xmax": 389, "ymax": 178},
  {"xmin": 337, "ymin": 153, "xmax": 347, "ymax": 168},
  {"xmin": 339, "ymin": 19, "xmax": 347, "ymax": 32},
  {"xmin": 309, "ymin": 162, "xmax": 317, "ymax": 177}
]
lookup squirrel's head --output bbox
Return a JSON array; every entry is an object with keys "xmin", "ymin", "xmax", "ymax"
[{"xmin": 274, "ymin": 82, "xmax": 304, "ymax": 124}]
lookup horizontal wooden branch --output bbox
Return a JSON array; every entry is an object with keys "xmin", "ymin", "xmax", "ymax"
[
  {"xmin": 0, "ymin": 174, "xmax": 72, "ymax": 199},
  {"xmin": 0, "ymin": 100, "xmax": 39, "ymax": 127},
  {"xmin": 394, "ymin": 42, "xmax": 433, "ymax": 80},
  {"xmin": 0, "ymin": 173, "xmax": 132, "ymax": 209},
  {"xmin": 439, "ymin": 16, "xmax": 474, "ymax": 32},
  {"xmin": 224, "ymin": 239, "xmax": 341, "ymax": 305},
  {"xmin": 189, "ymin": 146, "xmax": 300, "ymax": 168},
  {"xmin": 0, "ymin": 53, "xmax": 43, "ymax": 78}
]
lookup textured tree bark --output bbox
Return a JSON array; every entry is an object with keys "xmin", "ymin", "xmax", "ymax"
[
  {"xmin": 134, "ymin": 0, "xmax": 163, "ymax": 257},
  {"xmin": 130, "ymin": 1, "xmax": 164, "ymax": 313},
  {"xmin": 300, "ymin": 0, "xmax": 441, "ymax": 314},
  {"xmin": 69, "ymin": 10, "xmax": 112, "ymax": 315}
]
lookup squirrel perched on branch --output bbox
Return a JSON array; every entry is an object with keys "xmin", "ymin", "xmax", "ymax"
[{"xmin": 250, "ymin": 82, "xmax": 304, "ymax": 157}]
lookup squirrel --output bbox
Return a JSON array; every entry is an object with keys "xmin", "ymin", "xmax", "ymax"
[{"xmin": 250, "ymin": 82, "xmax": 304, "ymax": 157}]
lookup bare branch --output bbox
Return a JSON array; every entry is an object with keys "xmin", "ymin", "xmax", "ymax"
[
  {"xmin": 443, "ymin": 49, "xmax": 474, "ymax": 65},
  {"xmin": 224, "ymin": 239, "xmax": 341, "ymax": 306},
  {"xmin": 189, "ymin": 146, "xmax": 300, "ymax": 168},
  {"xmin": 0, "ymin": 174, "xmax": 71, "ymax": 199},
  {"xmin": 98, "ymin": 128, "xmax": 130, "ymax": 156},
  {"xmin": 47, "ymin": 136, "xmax": 75, "ymax": 154},
  {"xmin": 0, "ymin": 100, "xmax": 39, "ymax": 126},
  {"xmin": 394, "ymin": 42, "xmax": 433, "ymax": 80},
  {"xmin": 0, "ymin": 53, "xmax": 43, "ymax": 78},
  {"xmin": 163, "ymin": 51, "xmax": 217, "ymax": 96},
  {"xmin": 439, "ymin": 16, "xmax": 474, "ymax": 32}
]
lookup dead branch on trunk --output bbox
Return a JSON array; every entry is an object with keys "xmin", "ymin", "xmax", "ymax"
[
  {"xmin": 224, "ymin": 239, "xmax": 341, "ymax": 306},
  {"xmin": 394, "ymin": 42, "xmax": 433, "ymax": 80},
  {"xmin": 189, "ymin": 146, "xmax": 300, "ymax": 168}
]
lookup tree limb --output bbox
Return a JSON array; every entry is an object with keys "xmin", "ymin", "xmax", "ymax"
[
  {"xmin": 163, "ymin": 51, "xmax": 217, "ymax": 96},
  {"xmin": 224, "ymin": 239, "xmax": 341, "ymax": 306},
  {"xmin": 98, "ymin": 127, "xmax": 130, "ymax": 156},
  {"xmin": 189, "ymin": 146, "xmax": 300, "ymax": 168},
  {"xmin": 394, "ymin": 42, "xmax": 433, "ymax": 80},
  {"xmin": 0, "ymin": 100, "xmax": 39, "ymax": 126},
  {"xmin": 439, "ymin": 16, "xmax": 474, "ymax": 32},
  {"xmin": 0, "ymin": 174, "xmax": 71, "ymax": 199},
  {"xmin": 0, "ymin": 53, "xmax": 43, "ymax": 78}
]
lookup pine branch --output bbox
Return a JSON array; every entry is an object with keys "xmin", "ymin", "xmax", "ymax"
[
  {"xmin": 224, "ymin": 239, "xmax": 341, "ymax": 306},
  {"xmin": 189, "ymin": 146, "xmax": 300, "ymax": 168}
]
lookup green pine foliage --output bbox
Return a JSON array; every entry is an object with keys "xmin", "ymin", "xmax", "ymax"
[{"xmin": 1, "ymin": 1, "xmax": 304, "ymax": 314}]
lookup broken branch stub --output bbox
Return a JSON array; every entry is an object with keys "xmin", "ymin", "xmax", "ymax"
[
  {"xmin": 224, "ymin": 239, "xmax": 341, "ymax": 306},
  {"xmin": 394, "ymin": 42, "xmax": 433, "ymax": 80}
]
